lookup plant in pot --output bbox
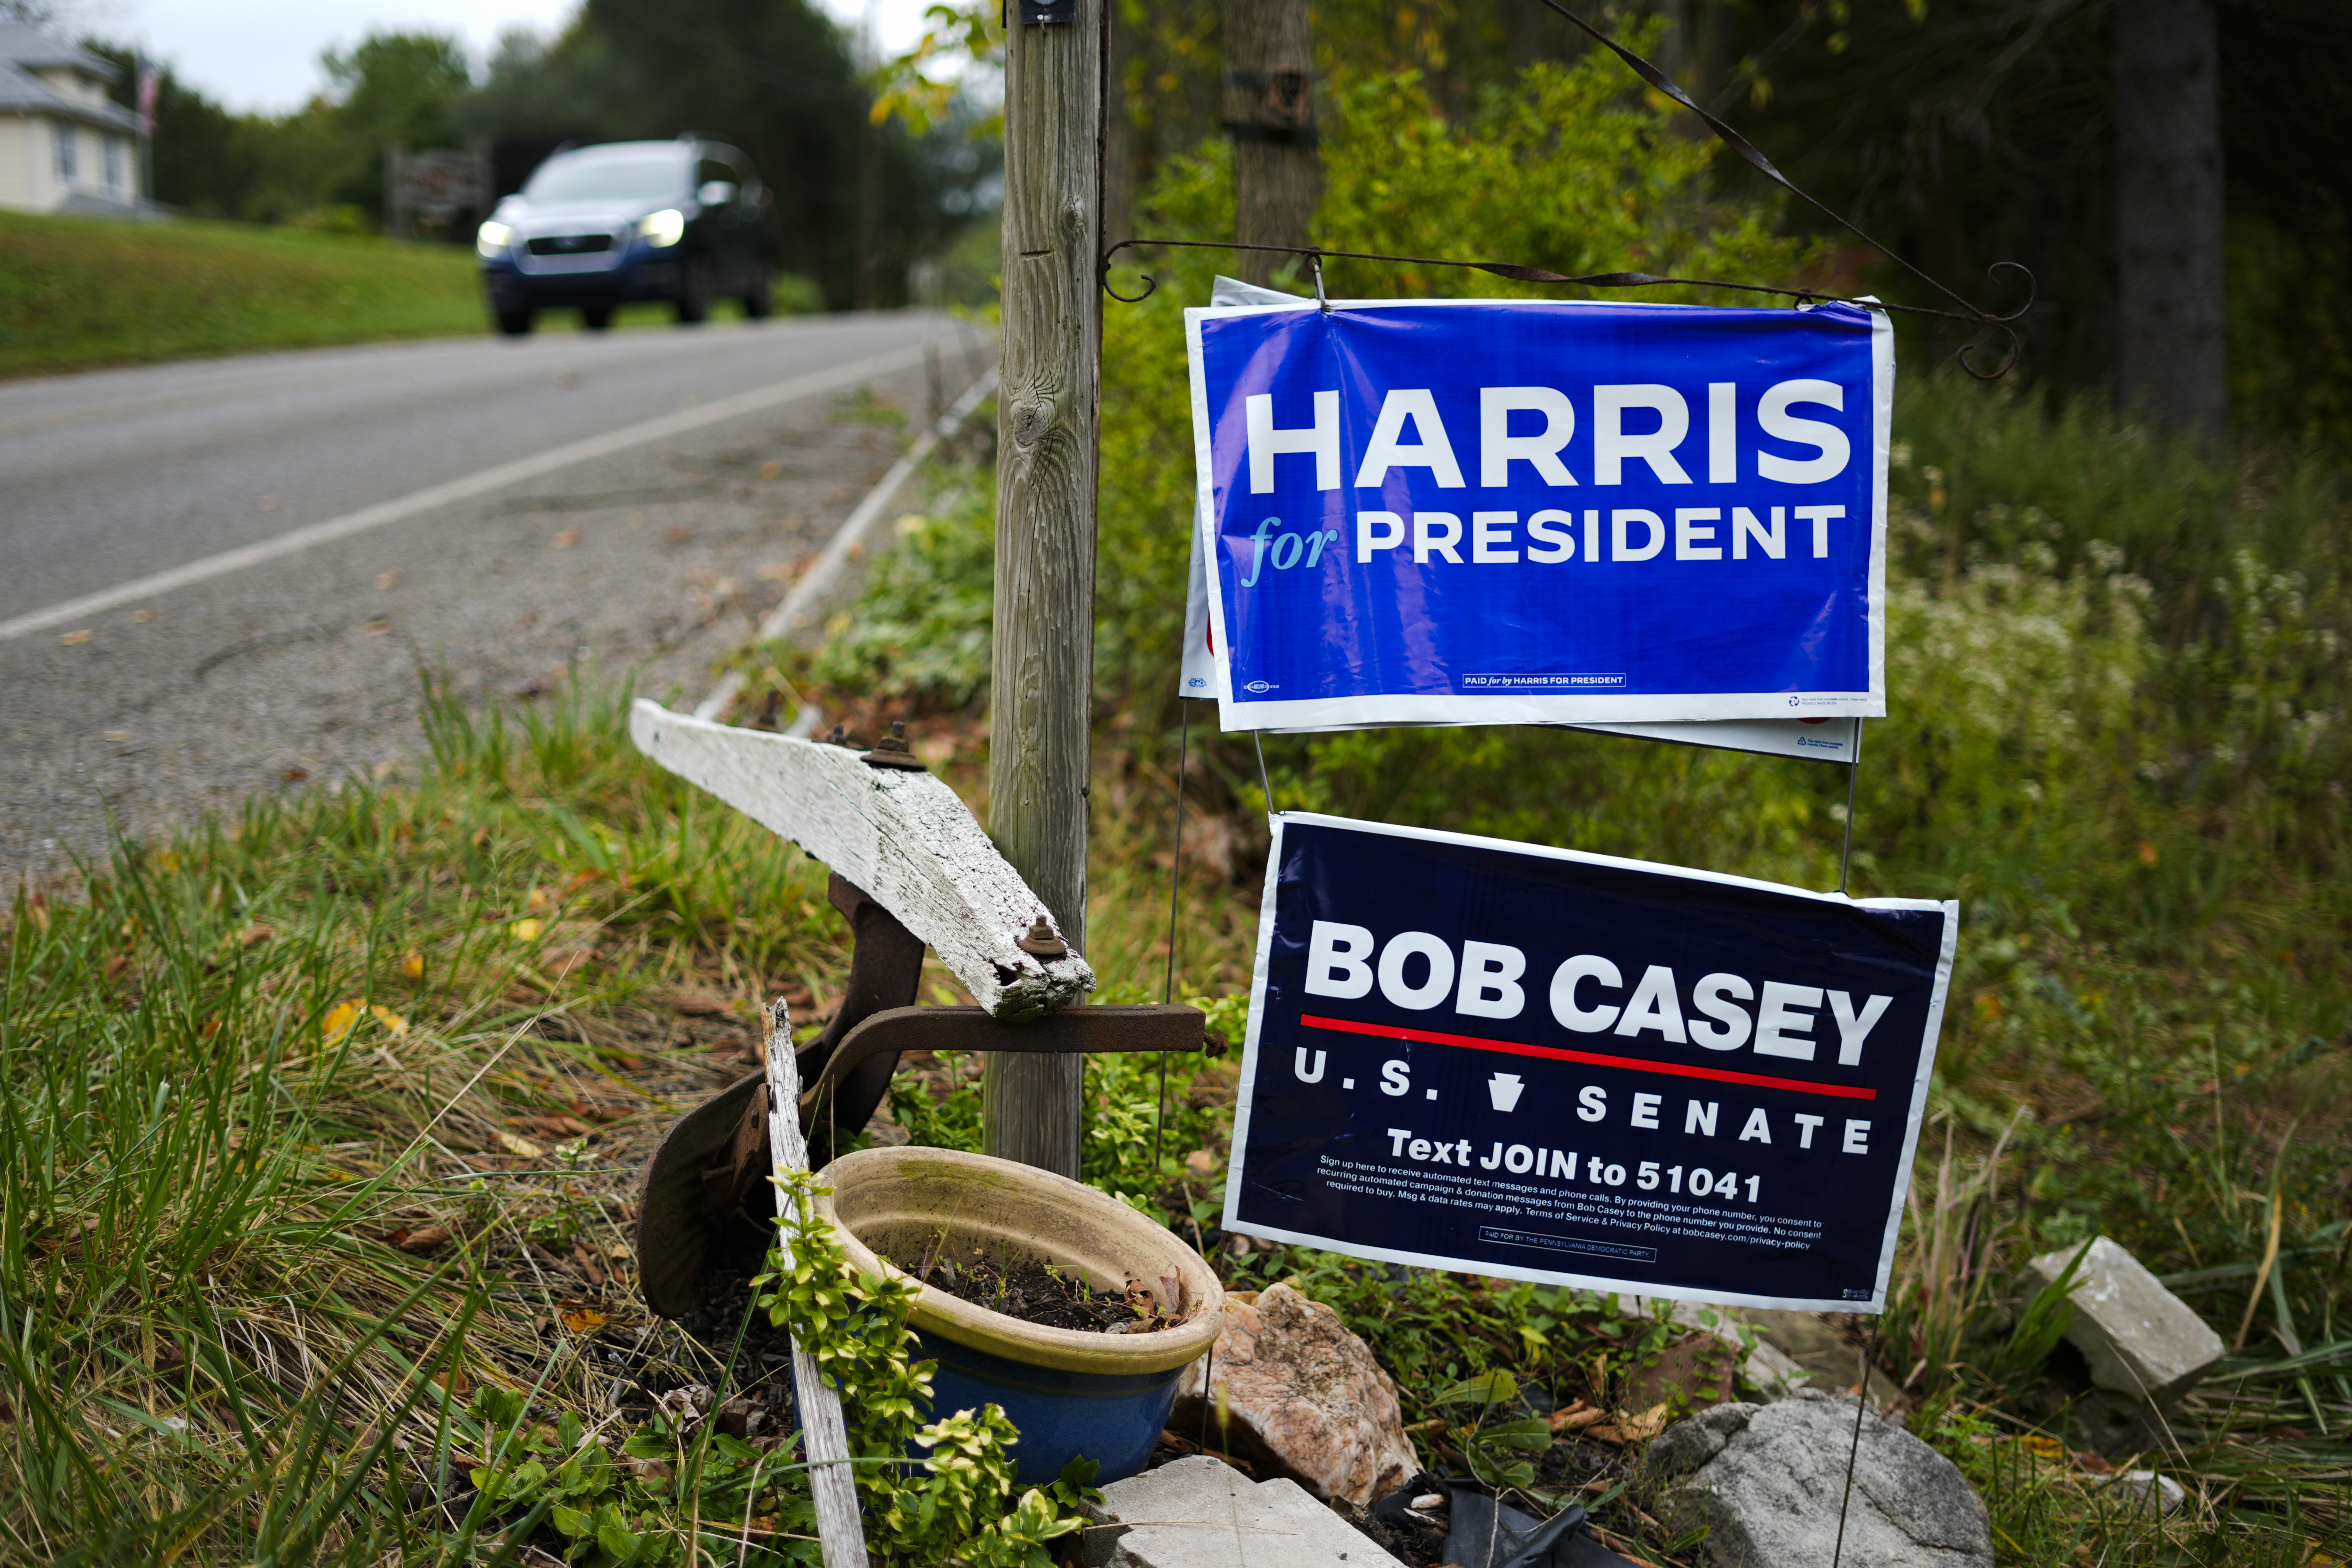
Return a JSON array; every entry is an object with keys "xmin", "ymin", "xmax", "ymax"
[{"xmin": 812, "ymin": 1145, "xmax": 1226, "ymax": 1486}]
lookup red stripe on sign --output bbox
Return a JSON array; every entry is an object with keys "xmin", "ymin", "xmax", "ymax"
[{"xmin": 1298, "ymin": 1013, "xmax": 1879, "ymax": 1101}]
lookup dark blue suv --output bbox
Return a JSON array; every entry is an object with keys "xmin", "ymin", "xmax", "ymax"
[{"xmin": 476, "ymin": 139, "xmax": 775, "ymax": 334}]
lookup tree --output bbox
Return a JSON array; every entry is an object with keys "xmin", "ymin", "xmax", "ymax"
[
  {"xmin": 2114, "ymin": 0, "xmax": 2225, "ymax": 436},
  {"xmin": 322, "ymin": 31, "xmax": 472, "ymax": 220},
  {"xmin": 576, "ymin": 0, "xmax": 869, "ymax": 306},
  {"xmin": 83, "ymin": 43, "xmax": 241, "ymax": 215},
  {"xmin": 1217, "ymin": 0, "xmax": 1317, "ymax": 286}
]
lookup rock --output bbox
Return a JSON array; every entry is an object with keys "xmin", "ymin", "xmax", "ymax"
[
  {"xmin": 1168, "ymin": 1284, "xmax": 1419, "ymax": 1506},
  {"xmin": 1731, "ymin": 1307, "xmax": 1906, "ymax": 1408},
  {"xmin": 1740, "ymin": 1335, "xmax": 1813, "ymax": 1401},
  {"xmin": 1625, "ymin": 1297, "xmax": 1896, "ymax": 1405},
  {"xmin": 1645, "ymin": 1401, "xmax": 1755, "ymax": 1476},
  {"xmin": 1657, "ymin": 1389, "xmax": 1993, "ymax": 1568},
  {"xmin": 1086, "ymin": 1454, "xmax": 1404, "ymax": 1567},
  {"xmin": 2022, "ymin": 1236, "xmax": 2224, "ymax": 1406},
  {"xmin": 2091, "ymin": 1469, "xmax": 2186, "ymax": 1515}
]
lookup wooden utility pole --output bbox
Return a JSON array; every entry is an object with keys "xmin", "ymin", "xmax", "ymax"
[
  {"xmin": 1219, "ymin": 0, "xmax": 1317, "ymax": 287},
  {"xmin": 985, "ymin": 0, "xmax": 1101, "ymax": 1177}
]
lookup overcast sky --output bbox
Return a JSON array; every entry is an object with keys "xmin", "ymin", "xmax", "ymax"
[{"xmin": 75, "ymin": 0, "xmax": 938, "ymax": 114}]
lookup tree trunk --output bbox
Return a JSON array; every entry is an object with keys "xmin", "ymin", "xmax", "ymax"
[
  {"xmin": 1219, "ymin": 0, "xmax": 1318, "ymax": 287},
  {"xmin": 2115, "ymin": 0, "xmax": 2225, "ymax": 437},
  {"xmin": 984, "ymin": 0, "xmax": 1101, "ymax": 1178},
  {"xmin": 1103, "ymin": 0, "xmax": 1140, "ymax": 248}
]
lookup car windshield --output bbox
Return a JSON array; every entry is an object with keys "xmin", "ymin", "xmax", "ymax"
[{"xmin": 523, "ymin": 156, "xmax": 686, "ymax": 207}]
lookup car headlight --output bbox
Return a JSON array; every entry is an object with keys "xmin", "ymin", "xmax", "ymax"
[
  {"xmin": 638, "ymin": 209, "xmax": 686, "ymax": 248},
  {"xmin": 475, "ymin": 220, "xmax": 513, "ymax": 259}
]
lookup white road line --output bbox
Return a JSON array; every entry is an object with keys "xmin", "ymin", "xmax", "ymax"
[
  {"xmin": 0, "ymin": 341, "xmax": 932, "ymax": 646},
  {"xmin": 693, "ymin": 365, "xmax": 998, "ymax": 724}
]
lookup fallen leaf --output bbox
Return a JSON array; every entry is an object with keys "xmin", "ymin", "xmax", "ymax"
[
  {"xmin": 1549, "ymin": 1400, "xmax": 1609, "ymax": 1434},
  {"xmin": 60, "ymin": 629, "xmax": 93, "ymax": 645},
  {"xmin": 497, "ymin": 1131, "xmax": 546, "ymax": 1159},
  {"xmin": 368, "ymin": 1004, "xmax": 408, "ymax": 1038},
  {"xmin": 400, "ymin": 950, "xmax": 425, "ymax": 979},
  {"xmin": 131, "ymin": 608, "xmax": 155, "ymax": 622},
  {"xmin": 1590, "ymin": 1401, "xmax": 1673, "ymax": 1446},
  {"xmin": 540, "ymin": 945, "xmax": 595, "ymax": 979},
  {"xmin": 233, "ymin": 924, "xmax": 275, "ymax": 948},
  {"xmin": 2018, "ymin": 1435, "xmax": 2065, "ymax": 1461},
  {"xmin": 32, "ymin": 1217, "xmax": 101, "ymax": 1257},
  {"xmin": 322, "ymin": 999, "xmax": 367, "ymax": 1044},
  {"xmin": 103, "ymin": 730, "xmax": 128, "ymax": 742},
  {"xmin": 661, "ymin": 987, "xmax": 732, "ymax": 1016},
  {"xmin": 559, "ymin": 1305, "xmax": 606, "ymax": 1333},
  {"xmin": 572, "ymin": 1247, "xmax": 606, "ymax": 1287},
  {"xmin": 2076, "ymin": 1450, "xmax": 2118, "ymax": 1474},
  {"xmin": 281, "ymin": 767, "xmax": 310, "ymax": 783},
  {"xmin": 552, "ymin": 529, "xmax": 579, "ymax": 550},
  {"xmin": 1183, "ymin": 1149, "xmax": 1220, "ymax": 1176},
  {"xmin": 105, "ymin": 954, "xmax": 133, "ymax": 984},
  {"xmin": 509, "ymin": 918, "xmax": 543, "ymax": 940},
  {"xmin": 364, "ymin": 619, "xmax": 392, "ymax": 635},
  {"xmin": 758, "ymin": 460, "xmax": 782, "ymax": 480},
  {"xmin": 394, "ymin": 1226, "xmax": 452, "ymax": 1255},
  {"xmin": 664, "ymin": 523, "xmax": 693, "ymax": 543},
  {"xmin": 376, "ymin": 572, "xmax": 398, "ymax": 590},
  {"xmin": 756, "ymin": 560, "xmax": 797, "ymax": 581},
  {"xmin": 514, "ymin": 1113, "xmax": 593, "ymax": 1138}
]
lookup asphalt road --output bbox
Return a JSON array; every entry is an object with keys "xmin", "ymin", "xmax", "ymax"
[{"xmin": 1, "ymin": 311, "xmax": 992, "ymax": 888}]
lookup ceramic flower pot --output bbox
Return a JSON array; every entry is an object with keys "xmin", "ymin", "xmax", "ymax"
[{"xmin": 814, "ymin": 1145, "xmax": 1225, "ymax": 1484}]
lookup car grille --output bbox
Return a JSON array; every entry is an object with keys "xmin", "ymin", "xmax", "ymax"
[{"xmin": 526, "ymin": 233, "xmax": 613, "ymax": 255}]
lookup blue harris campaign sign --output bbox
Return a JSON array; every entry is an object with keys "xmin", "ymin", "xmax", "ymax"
[
  {"xmin": 1223, "ymin": 814, "xmax": 1956, "ymax": 1312},
  {"xmin": 1185, "ymin": 298, "xmax": 1893, "ymax": 730}
]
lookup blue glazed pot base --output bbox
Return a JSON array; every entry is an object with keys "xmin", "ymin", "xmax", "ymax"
[{"xmin": 916, "ymin": 1327, "xmax": 1184, "ymax": 1485}]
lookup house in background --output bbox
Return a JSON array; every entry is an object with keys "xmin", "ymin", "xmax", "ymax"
[{"xmin": 0, "ymin": 22, "xmax": 146, "ymax": 215}]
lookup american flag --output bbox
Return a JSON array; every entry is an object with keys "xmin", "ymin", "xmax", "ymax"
[{"xmin": 136, "ymin": 58, "xmax": 159, "ymax": 139}]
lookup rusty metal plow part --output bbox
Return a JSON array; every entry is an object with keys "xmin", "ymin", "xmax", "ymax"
[{"xmin": 637, "ymin": 999, "xmax": 1215, "ymax": 1317}]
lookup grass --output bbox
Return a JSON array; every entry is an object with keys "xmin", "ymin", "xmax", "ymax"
[
  {"xmin": 0, "ymin": 210, "xmax": 488, "ymax": 378},
  {"xmin": 8, "ymin": 154, "xmax": 2352, "ymax": 1568},
  {"xmin": 0, "ymin": 211, "xmax": 822, "ymax": 380},
  {"xmin": 0, "ymin": 675, "xmax": 863, "ymax": 1561},
  {"xmin": 733, "ymin": 370, "xmax": 2352, "ymax": 1562},
  {"xmin": 7, "ymin": 623, "xmax": 2348, "ymax": 1562}
]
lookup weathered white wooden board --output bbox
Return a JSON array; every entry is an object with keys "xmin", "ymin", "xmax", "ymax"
[
  {"xmin": 765, "ymin": 1001, "xmax": 866, "ymax": 1568},
  {"xmin": 630, "ymin": 699, "xmax": 1093, "ymax": 1020}
]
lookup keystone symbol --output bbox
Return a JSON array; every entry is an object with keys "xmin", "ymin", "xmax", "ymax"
[{"xmin": 1488, "ymin": 1073, "xmax": 1525, "ymax": 1112}]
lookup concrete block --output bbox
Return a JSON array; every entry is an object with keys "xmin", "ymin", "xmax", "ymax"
[
  {"xmin": 2022, "ymin": 1236, "xmax": 2224, "ymax": 1404},
  {"xmin": 1094, "ymin": 1455, "xmax": 1405, "ymax": 1568}
]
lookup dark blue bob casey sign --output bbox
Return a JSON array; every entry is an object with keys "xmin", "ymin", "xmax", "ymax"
[
  {"xmin": 1186, "ymin": 298, "xmax": 1893, "ymax": 731},
  {"xmin": 1223, "ymin": 814, "xmax": 1956, "ymax": 1312}
]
